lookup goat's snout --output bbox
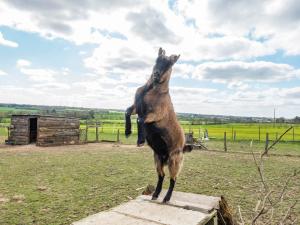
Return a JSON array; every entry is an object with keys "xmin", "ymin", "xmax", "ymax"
[{"xmin": 153, "ymin": 71, "xmax": 160, "ymax": 81}]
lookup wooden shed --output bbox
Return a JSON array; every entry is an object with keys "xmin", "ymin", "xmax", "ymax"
[{"xmin": 8, "ymin": 115, "xmax": 80, "ymax": 146}]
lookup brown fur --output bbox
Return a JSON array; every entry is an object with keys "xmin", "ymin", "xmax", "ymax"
[{"xmin": 125, "ymin": 48, "xmax": 191, "ymax": 202}]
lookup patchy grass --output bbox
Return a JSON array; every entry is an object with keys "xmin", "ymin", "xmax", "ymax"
[{"xmin": 0, "ymin": 143, "xmax": 299, "ymax": 224}]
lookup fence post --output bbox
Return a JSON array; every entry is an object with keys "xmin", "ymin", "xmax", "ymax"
[
  {"xmin": 265, "ymin": 133, "xmax": 269, "ymax": 151},
  {"xmin": 7, "ymin": 126, "xmax": 10, "ymax": 140},
  {"xmin": 117, "ymin": 129, "xmax": 120, "ymax": 143},
  {"xmin": 234, "ymin": 130, "xmax": 236, "ymax": 142},
  {"xmin": 231, "ymin": 127, "xmax": 233, "ymax": 140},
  {"xmin": 224, "ymin": 132, "xmax": 227, "ymax": 152},
  {"xmin": 276, "ymin": 132, "xmax": 278, "ymax": 141},
  {"xmin": 293, "ymin": 127, "xmax": 295, "ymax": 142},
  {"xmin": 85, "ymin": 120, "xmax": 88, "ymax": 143},
  {"xmin": 258, "ymin": 126, "xmax": 261, "ymax": 142},
  {"xmin": 96, "ymin": 121, "xmax": 99, "ymax": 142},
  {"xmin": 198, "ymin": 128, "xmax": 201, "ymax": 139}
]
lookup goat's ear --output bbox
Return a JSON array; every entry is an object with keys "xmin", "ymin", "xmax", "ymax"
[
  {"xmin": 158, "ymin": 47, "xmax": 165, "ymax": 56},
  {"xmin": 170, "ymin": 54, "xmax": 180, "ymax": 64}
]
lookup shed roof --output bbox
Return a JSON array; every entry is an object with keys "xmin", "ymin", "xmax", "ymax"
[{"xmin": 11, "ymin": 114, "xmax": 78, "ymax": 119}]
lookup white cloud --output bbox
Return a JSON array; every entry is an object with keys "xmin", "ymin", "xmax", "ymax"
[
  {"xmin": 16, "ymin": 59, "xmax": 69, "ymax": 82},
  {"xmin": 17, "ymin": 59, "xmax": 31, "ymax": 67},
  {"xmin": 192, "ymin": 61, "xmax": 298, "ymax": 83},
  {"xmin": 0, "ymin": 69, "xmax": 7, "ymax": 76},
  {"xmin": 174, "ymin": 0, "xmax": 300, "ymax": 55},
  {"xmin": 0, "ymin": 0, "xmax": 300, "ymax": 118},
  {"xmin": 0, "ymin": 32, "xmax": 18, "ymax": 47}
]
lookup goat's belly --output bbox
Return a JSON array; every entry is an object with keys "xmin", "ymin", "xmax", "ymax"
[{"xmin": 144, "ymin": 123, "xmax": 168, "ymax": 158}]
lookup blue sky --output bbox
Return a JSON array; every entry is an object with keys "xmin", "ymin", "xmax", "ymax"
[{"xmin": 0, "ymin": 0, "xmax": 299, "ymax": 118}]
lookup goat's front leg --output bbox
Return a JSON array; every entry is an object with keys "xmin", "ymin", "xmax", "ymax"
[
  {"xmin": 163, "ymin": 150, "xmax": 183, "ymax": 203},
  {"xmin": 137, "ymin": 117, "xmax": 145, "ymax": 146},
  {"xmin": 125, "ymin": 105, "xmax": 136, "ymax": 137}
]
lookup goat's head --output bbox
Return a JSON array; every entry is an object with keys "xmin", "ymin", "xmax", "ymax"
[{"xmin": 151, "ymin": 47, "xmax": 180, "ymax": 85}]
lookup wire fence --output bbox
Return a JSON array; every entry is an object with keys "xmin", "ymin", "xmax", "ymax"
[
  {"xmin": 1, "ymin": 121, "xmax": 300, "ymax": 153},
  {"xmin": 79, "ymin": 121, "xmax": 300, "ymax": 143}
]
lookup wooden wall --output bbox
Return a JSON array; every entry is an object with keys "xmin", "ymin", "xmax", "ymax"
[
  {"xmin": 37, "ymin": 117, "xmax": 80, "ymax": 146},
  {"xmin": 10, "ymin": 116, "xmax": 30, "ymax": 145}
]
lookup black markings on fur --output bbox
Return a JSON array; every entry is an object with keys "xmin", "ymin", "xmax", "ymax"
[
  {"xmin": 144, "ymin": 123, "xmax": 169, "ymax": 163},
  {"xmin": 137, "ymin": 117, "xmax": 145, "ymax": 145},
  {"xmin": 125, "ymin": 106, "xmax": 134, "ymax": 137},
  {"xmin": 152, "ymin": 174, "xmax": 165, "ymax": 200},
  {"xmin": 163, "ymin": 178, "xmax": 176, "ymax": 203}
]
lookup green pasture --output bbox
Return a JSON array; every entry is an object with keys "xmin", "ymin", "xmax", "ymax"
[
  {"xmin": 0, "ymin": 144, "xmax": 299, "ymax": 225},
  {"xmin": 0, "ymin": 106, "xmax": 38, "ymax": 113},
  {"xmin": 81, "ymin": 122, "xmax": 300, "ymax": 143}
]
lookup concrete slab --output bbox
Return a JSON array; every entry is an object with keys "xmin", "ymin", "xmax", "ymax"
[
  {"xmin": 72, "ymin": 190, "xmax": 220, "ymax": 225},
  {"xmin": 112, "ymin": 199, "xmax": 208, "ymax": 225},
  {"xmin": 138, "ymin": 190, "xmax": 220, "ymax": 213},
  {"xmin": 72, "ymin": 211, "xmax": 160, "ymax": 225}
]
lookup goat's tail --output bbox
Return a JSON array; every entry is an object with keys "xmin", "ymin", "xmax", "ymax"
[
  {"xmin": 125, "ymin": 106, "xmax": 133, "ymax": 137},
  {"xmin": 183, "ymin": 144, "xmax": 193, "ymax": 153}
]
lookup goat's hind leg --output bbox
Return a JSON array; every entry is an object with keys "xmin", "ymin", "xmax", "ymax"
[
  {"xmin": 152, "ymin": 154, "xmax": 165, "ymax": 200},
  {"xmin": 163, "ymin": 150, "xmax": 183, "ymax": 203}
]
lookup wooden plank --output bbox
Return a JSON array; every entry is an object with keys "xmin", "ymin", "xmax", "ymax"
[
  {"xmin": 11, "ymin": 128, "xmax": 28, "ymax": 133},
  {"xmin": 11, "ymin": 120, "xmax": 28, "ymax": 126},
  {"xmin": 39, "ymin": 121, "xmax": 79, "ymax": 127},
  {"xmin": 39, "ymin": 117, "xmax": 79, "ymax": 123},
  {"xmin": 10, "ymin": 137, "xmax": 29, "ymax": 144},
  {"xmin": 38, "ymin": 127, "xmax": 79, "ymax": 132},
  {"xmin": 37, "ymin": 135, "xmax": 79, "ymax": 146}
]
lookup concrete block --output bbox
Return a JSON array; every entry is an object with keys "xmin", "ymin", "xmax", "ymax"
[{"xmin": 72, "ymin": 190, "xmax": 220, "ymax": 225}]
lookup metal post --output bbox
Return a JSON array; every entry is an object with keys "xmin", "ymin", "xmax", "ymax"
[
  {"xmin": 117, "ymin": 129, "xmax": 120, "ymax": 143},
  {"xmin": 96, "ymin": 121, "xmax": 99, "ymax": 142},
  {"xmin": 234, "ymin": 131, "xmax": 236, "ymax": 142},
  {"xmin": 7, "ymin": 126, "xmax": 10, "ymax": 140},
  {"xmin": 85, "ymin": 120, "xmax": 88, "ymax": 143},
  {"xmin": 293, "ymin": 127, "xmax": 295, "ymax": 142},
  {"xmin": 224, "ymin": 132, "xmax": 227, "ymax": 152},
  {"xmin": 265, "ymin": 133, "xmax": 269, "ymax": 151},
  {"xmin": 258, "ymin": 126, "xmax": 261, "ymax": 142}
]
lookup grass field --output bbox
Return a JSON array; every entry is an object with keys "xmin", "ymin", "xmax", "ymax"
[
  {"xmin": 79, "ymin": 122, "xmax": 300, "ymax": 142},
  {"xmin": 0, "ymin": 143, "xmax": 299, "ymax": 225},
  {"xmin": 82, "ymin": 122, "xmax": 300, "ymax": 142}
]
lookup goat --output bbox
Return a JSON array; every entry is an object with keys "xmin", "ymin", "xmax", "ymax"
[{"xmin": 125, "ymin": 48, "xmax": 192, "ymax": 203}]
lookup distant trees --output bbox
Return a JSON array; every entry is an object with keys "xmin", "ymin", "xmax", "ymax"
[
  {"xmin": 276, "ymin": 117, "xmax": 285, "ymax": 123},
  {"xmin": 88, "ymin": 110, "xmax": 95, "ymax": 119},
  {"xmin": 292, "ymin": 116, "xmax": 300, "ymax": 123}
]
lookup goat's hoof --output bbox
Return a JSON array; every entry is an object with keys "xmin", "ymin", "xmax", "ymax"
[
  {"xmin": 151, "ymin": 196, "xmax": 158, "ymax": 200},
  {"xmin": 162, "ymin": 197, "xmax": 170, "ymax": 203},
  {"xmin": 162, "ymin": 199, "xmax": 169, "ymax": 204}
]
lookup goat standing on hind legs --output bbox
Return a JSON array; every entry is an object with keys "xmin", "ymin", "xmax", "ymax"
[{"xmin": 125, "ymin": 48, "xmax": 192, "ymax": 203}]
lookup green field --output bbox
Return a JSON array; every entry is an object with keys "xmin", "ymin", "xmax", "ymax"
[{"xmin": 0, "ymin": 144, "xmax": 299, "ymax": 225}]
